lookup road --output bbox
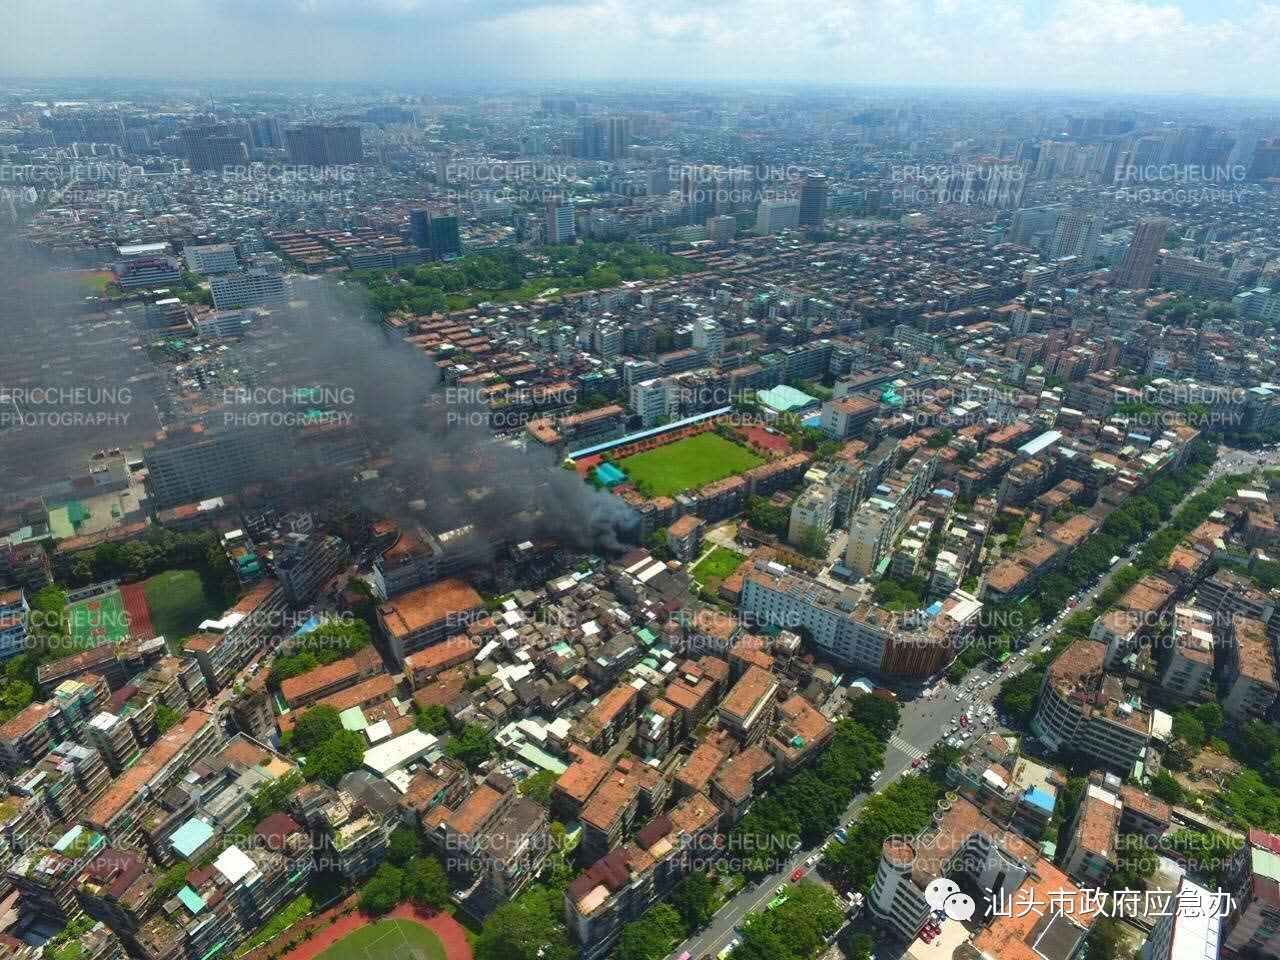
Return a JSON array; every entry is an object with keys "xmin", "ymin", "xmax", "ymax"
[
  {"xmin": 670, "ymin": 442, "xmax": 1280, "ymax": 960},
  {"xmin": 673, "ymin": 443, "xmax": 1280, "ymax": 960},
  {"xmin": 672, "ymin": 650, "xmax": 1046, "ymax": 960}
]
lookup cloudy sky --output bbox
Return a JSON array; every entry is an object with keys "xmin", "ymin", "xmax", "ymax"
[{"xmin": 4, "ymin": 0, "xmax": 1280, "ymax": 97}]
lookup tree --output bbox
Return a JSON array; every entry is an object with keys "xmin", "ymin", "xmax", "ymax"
[
  {"xmin": 250, "ymin": 771, "xmax": 304, "ymax": 823},
  {"xmin": 736, "ymin": 882, "xmax": 844, "ymax": 960},
  {"xmin": 1151, "ymin": 771, "xmax": 1184, "ymax": 805},
  {"xmin": 1171, "ymin": 711, "xmax": 1207, "ymax": 750},
  {"xmin": 850, "ymin": 934, "xmax": 875, "ymax": 960},
  {"xmin": 475, "ymin": 885, "xmax": 575, "ymax": 960},
  {"xmin": 291, "ymin": 705, "xmax": 345, "ymax": 755},
  {"xmin": 669, "ymin": 871, "xmax": 718, "ymax": 931},
  {"xmin": 416, "ymin": 705, "xmax": 451, "ymax": 735},
  {"xmin": 614, "ymin": 904, "xmax": 685, "ymax": 960},
  {"xmin": 848, "ymin": 694, "xmax": 901, "ymax": 743},
  {"xmin": 447, "ymin": 724, "xmax": 496, "ymax": 770},
  {"xmin": 387, "ymin": 825, "xmax": 422, "ymax": 867},
  {"xmin": 999, "ymin": 669, "xmax": 1044, "ymax": 725},
  {"xmin": 402, "ymin": 855, "xmax": 450, "ymax": 909},
  {"xmin": 268, "ymin": 619, "xmax": 372, "ymax": 688},
  {"xmin": 303, "ymin": 730, "xmax": 366, "ymax": 785},
  {"xmin": 925, "ymin": 743, "xmax": 964, "ymax": 784},
  {"xmin": 1194, "ymin": 703, "xmax": 1224, "ymax": 740},
  {"xmin": 1086, "ymin": 916, "xmax": 1126, "ymax": 960},
  {"xmin": 154, "ymin": 704, "xmax": 180, "ymax": 733},
  {"xmin": 1110, "ymin": 833, "xmax": 1158, "ymax": 891},
  {"xmin": 517, "ymin": 770, "xmax": 557, "ymax": 808},
  {"xmin": 796, "ymin": 524, "xmax": 827, "ymax": 560},
  {"xmin": 747, "ymin": 496, "xmax": 789, "ymax": 536},
  {"xmin": 359, "ymin": 862, "xmax": 403, "ymax": 915},
  {"xmin": 823, "ymin": 775, "xmax": 940, "ymax": 892}
]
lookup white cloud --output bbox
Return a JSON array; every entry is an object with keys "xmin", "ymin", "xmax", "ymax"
[{"xmin": 2, "ymin": 0, "xmax": 1280, "ymax": 95}]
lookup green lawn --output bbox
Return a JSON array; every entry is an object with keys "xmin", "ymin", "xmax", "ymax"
[
  {"xmin": 691, "ymin": 546, "xmax": 746, "ymax": 585},
  {"xmin": 144, "ymin": 570, "xmax": 220, "ymax": 643},
  {"xmin": 317, "ymin": 919, "xmax": 447, "ymax": 960},
  {"xmin": 617, "ymin": 432, "xmax": 764, "ymax": 497},
  {"xmin": 67, "ymin": 591, "xmax": 129, "ymax": 646}
]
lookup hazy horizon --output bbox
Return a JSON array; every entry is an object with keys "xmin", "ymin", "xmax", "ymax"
[{"xmin": 4, "ymin": 0, "xmax": 1280, "ymax": 100}]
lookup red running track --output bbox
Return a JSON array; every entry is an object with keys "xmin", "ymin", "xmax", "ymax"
[
  {"xmin": 271, "ymin": 902, "xmax": 473, "ymax": 960},
  {"xmin": 120, "ymin": 582, "xmax": 155, "ymax": 640}
]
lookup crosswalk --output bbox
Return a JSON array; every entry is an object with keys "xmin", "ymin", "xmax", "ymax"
[{"xmin": 888, "ymin": 734, "xmax": 928, "ymax": 762}]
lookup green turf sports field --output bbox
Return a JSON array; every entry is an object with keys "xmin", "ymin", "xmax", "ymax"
[
  {"xmin": 67, "ymin": 590, "xmax": 130, "ymax": 646},
  {"xmin": 616, "ymin": 432, "xmax": 764, "ymax": 497},
  {"xmin": 317, "ymin": 919, "xmax": 447, "ymax": 960},
  {"xmin": 143, "ymin": 569, "xmax": 221, "ymax": 643}
]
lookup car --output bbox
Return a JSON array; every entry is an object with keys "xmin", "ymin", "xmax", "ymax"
[
  {"xmin": 790, "ymin": 868, "xmax": 804, "ymax": 882},
  {"xmin": 806, "ymin": 854, "xmax": 819, "ymax": 866},
  {"xmin": 911, "ymin": 757, "xmax": 923, "ymax": 768},
  {"xmin": 776, "ymin": 884, "xmax": 786, "ymax": 895},
  {"xmin": 870, "ymin": 770, "xmax": 882, "ymax": 782}
]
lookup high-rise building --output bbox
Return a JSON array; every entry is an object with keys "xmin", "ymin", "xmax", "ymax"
[
  {"xmin": 183, "ymin": 243, "xmax": 240, "ymax": 275},
  {"xmin": 1049, "ymin": 208, "xmax": 1102, "ymax": 261},
  {"xmin": 410, "ymin": 210, "xmax": 461, "ymax": 259},
  {"xmin": 755, "ymin": 198, "xmax": 800, "ymax": 235},
  {"xmin": 706, "ymin": 214, "xmax": 736, "ymax": 244},
  {"xmin": 575, "ymin": 117, "xmax": 606, "ymax": 159},
  {"xmin": 142, "ymin": 424, "xmax": 292, "ymax": 508},
  {"xmin": 798, "ymin": 173, "xmax": 828, "ymax": 227},
  {"xmin": 691, "ymin": 317, "xmax": 723, "ymax": 360},
  {"xmin": 545, "ymin": 199, "xmax": 576, "ymax": 244},
  {"xmin": 248, "ymin": 117, "xmax": 285, "ymax": 149},
  {"xmin": 1008, "ymin": 204, "xmax": 1066, "ymax": 248},
  {"xmin": 1113, "ymin": 217, "xmax": 1171, "ymax": 291},
  {"xmin": 285, "ymin": 124, "xmax": 363, "ymax": 166},
  {"xmin": 182, "ymin": 125, "xmax": 249, "ymax": 174},
  {"xmin": 1147, "ymin": 875, "xmax": 1224, "ymax": 960},
  {"xmin": 605, "ymin": 116, "xmax": 628, "ymax": 160}
]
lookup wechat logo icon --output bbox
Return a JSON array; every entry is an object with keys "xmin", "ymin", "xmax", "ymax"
[{"xmin": 924, "ymin": 878, "xmax": 976, "ymax": 922}]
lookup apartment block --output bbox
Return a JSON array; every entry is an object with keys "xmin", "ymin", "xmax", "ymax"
[
  {"xmin": 376, "ymin": 578, "xmax": 485, "ymax": 666},
  {"xmin": 565, "ymin": 792, "xmax": 720, "ymax": 960},
  {"xmin": 717, "ymin": 665, "xmax": 778, "ymax": 745}
]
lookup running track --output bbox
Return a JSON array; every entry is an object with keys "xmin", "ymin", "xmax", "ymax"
[
  {"xmin": 267, "ymin": 902, "xmax": 472, "ymax": 960},
  {"xmin": 120, "ymin": 581, "xmax": 155, "ymax": 640}
]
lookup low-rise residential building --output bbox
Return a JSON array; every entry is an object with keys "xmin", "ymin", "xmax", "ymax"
[
  {"xmin": 565, "ymin": 792, "xmax": 720, "ymax": 960},
  {"xmin": 1061, "ymin": 781, "xmax": 1122, "ymax": 887}
]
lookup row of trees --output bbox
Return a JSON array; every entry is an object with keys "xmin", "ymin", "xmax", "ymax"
[
  {"xmin": 730, "ymin": 881, "xmax": 846, "ymax": 960},
  {"xmin": 821, "ymin": 774, "xmax": 942, "ymax": 892},
  {"xmin": 64, "ymin": 527, "xmax": 235, "ymax": 606},
  {"xmin": 730, "ymin": 718, "xmax": 887, "ymax": 875}
]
